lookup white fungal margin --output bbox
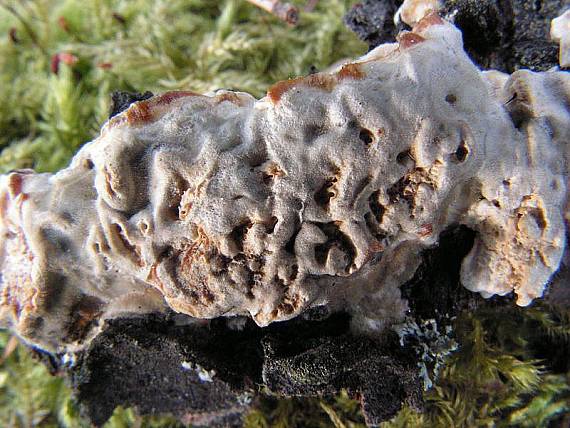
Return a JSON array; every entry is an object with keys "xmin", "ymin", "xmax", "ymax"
[{"xmin": 551, "ymin": 9, "xmax": 570, "ymax": 68}]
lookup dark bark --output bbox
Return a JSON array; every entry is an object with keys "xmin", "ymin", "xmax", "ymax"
[
  {"xmin": 62, "ymin": 225, "xmax": 489, "ymax": 426},
  {"xmin": 109, "ymin": 91, "xmax": 154, "ymax": 118},
  {"xmin": 345, "ymin": 0, "xmax": 568, "ymax": 72}
]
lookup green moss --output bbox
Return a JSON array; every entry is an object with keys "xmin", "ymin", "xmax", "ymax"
[
  {"xmin": 243, "ymin": 391, "xmax": 366, "ymax": 428},
  {"xmin": 0, "ymin": 0, "xmax": 364, "ymax": 172},
  {"xmin": 381, "ymin": 306, "xmax": 570, "ymax": 428},
  {"xmin": 0, "ymin": 332, "xmax": 72, "ymax": 427}
]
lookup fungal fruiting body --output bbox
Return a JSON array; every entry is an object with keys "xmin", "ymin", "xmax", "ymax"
[
  {"xmin": 1, "ymin": 14, "xmax": 569, "ymax": 353},
  {"xmin": 552, "ymin": 9, "xmax": 570, "ymax": 68},
  {"xmin": 395, "ymin": 0, "xmax": 442, "ymax": 27}
]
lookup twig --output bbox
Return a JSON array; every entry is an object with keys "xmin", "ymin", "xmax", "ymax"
[{"xmin": 246, "ymin": 0, "xmax": 299, "ymax": 25}]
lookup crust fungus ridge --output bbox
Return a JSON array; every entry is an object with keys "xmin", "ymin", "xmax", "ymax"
[
  {"xmin": 395, "ymin": 0, "xmax": 442, "ymax": 27},
  {"xmin": 551, "ymin": 9, "xmax": 570, "ymax": 68},
  {"xmin": 0, "ymin": 15, "xmax": 569, "ymax": 352}
]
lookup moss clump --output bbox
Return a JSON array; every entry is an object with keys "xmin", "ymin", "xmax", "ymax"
[
  {"xmin": 243, "ymin": 391, "xmax": 367, "ymax": 428},
  {"xmin": 0, "ymin": 0, "xmax": 365, "ymax": 173},
  {"xmin": 383, "ymin": 305, "xmax": 570, "ymax": 428}
]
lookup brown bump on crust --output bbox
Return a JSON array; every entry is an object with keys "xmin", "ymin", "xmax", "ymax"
[
  {"xmin": 412, "ymin": 11, "xmax": 444, "ymax": 34},
  {"xmin": 337, "ymin": 63, "xmax": 366, "ymax": 81},
  {"xmin": 262, "ymin": 162, "xmax": 286, "ymax": 181},
  {"xmin": 153, "ymin": 91, "xmax": 201, "ymax": 106},
  {"xmin": 126, "ymin": 91, "xmax": 201, "ymax": 125},
  {"xmin": 277, "ymin": 290, "xmax": 302, "ymax": 316},
  {"xmin": 176, "ymin": 230, "xmax": 211, "ymax": 283},
  {"xmin": 7, "ymin": 173, "xmax": 23, "ymax": 197},
  {"xmin": 267, "ymin": 78, "xmax": 303, "ymax": 104},
  {"xmin": 267, "ymin": 74, "xmax": 336, "ymax": 104},
  {"xmin": 418, "ymin": 223, "xmax": 433, "ymax": 237},
  {"xmin": 179, "ymin": 199, "xmax": 193, "ymax": 221},
  {"xmin": 398, "ymin": 32, "xmax": 426, "ymax": 50},
  {"xmin": 215, "ymin": 92, "xmax": 243, "ymax": 106},
  {"xmin": 103, "ymin": 167, "xmax": 117, "ymax": 198},
  {"xmin": 126, "ymin": 100, "xmax": 153, "ymax": 125}
]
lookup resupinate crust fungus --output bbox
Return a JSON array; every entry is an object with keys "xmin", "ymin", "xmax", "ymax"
[{"xmin": 1, "ymin": 13, "xmax": 569, "ymax": 353}]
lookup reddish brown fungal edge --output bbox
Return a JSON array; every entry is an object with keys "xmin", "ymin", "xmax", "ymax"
[
  {"xmin": 7, "ymin": 173, "xmax": 23, "ymax": 198},
  {"xmin": 413, "ymin": 11, "xmax": 445, "ymax": 34},
  {"xmin": 126, "ymin": 101, "xmax": 153, "ymax": 125},
  {"xmin": 398, "ymin": 32, "xmax": 426, "ymax": 49},
  {"xmin": 126, "ymin": 91, "xmax": 201, "ymax": 125},
  {"xmin": 337, "ymin": 63, "xmax": 366, "ymax": 81},
  {"xmin": 418, "ymin": 223, "xmax": 433, "ymax": 237},
  {"xmin": 267, "ymin": 78, "xmax": 302, "ymax": 104},
  {"xmin": 153, "ymin": 91, "xmax": 202, "ymax": 106},
  {"xmin": 267, "ymin": 63, "xmax": 366, "ymax": 105},
  {"xmin": 267, "ymin": 74, "xmax": 338, "ymax": 104},
  {"xmin": 215, "ymin": 92, "xmax": 245, "ymax": 106}
]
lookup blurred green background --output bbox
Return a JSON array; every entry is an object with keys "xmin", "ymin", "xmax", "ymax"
[{"xmin": 0, "ymin": 0, "xmax": 364, "ymax": 173}]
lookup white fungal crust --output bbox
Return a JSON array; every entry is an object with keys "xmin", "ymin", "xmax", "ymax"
[
  {"xmin": 395, "ymin": 0, "xmax": 442, "ymax": 27},
  {"xmin": 551, "ymin": 9, "xmax": 570, "ymax": 68},
  {"xmin": 1, "ymin": 14, "xmax": 569, "ymax": 352}
]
